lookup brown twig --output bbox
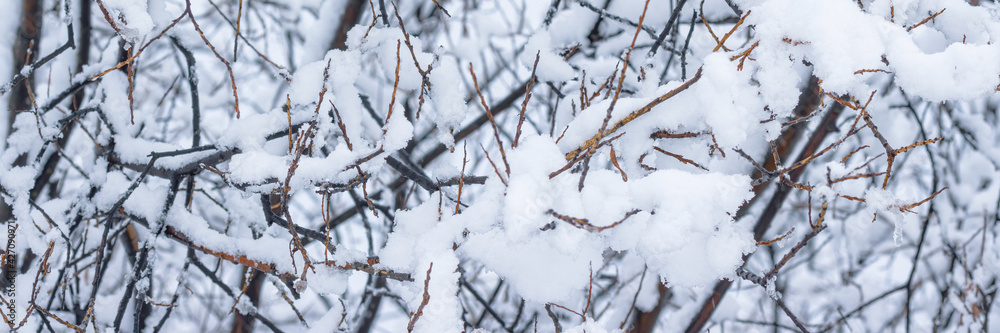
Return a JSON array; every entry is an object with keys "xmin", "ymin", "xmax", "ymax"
[
  {"xmin": 551, "ymin": 132, "xmax": 627, "ymax": 179},
  {"xmin": 609, "ymin": 145, "xmax": 628, "ymax": 181},
  {"xmin": 712, "ymin": 10, "xmax": 751, "ymax": 52},
  {"xmin": 756, "ymin": 227, "xmax": 795, "ymax": 246},
  {"xmin": 898, "ymin": 187, "xmax": 948, "ymax": 213},
  {"xmin": 730, "ymin": 40, "xmax": 759, "ymax": 71},
  {"xmin": 651, "ymin": 130, "xmax": 704, "ymax": 139},
  {"xmin": 652, "ymin": 146, "xmax": 708, "ymax": 170},
  {"xmin": 699, "ymin": 0, "xmax": 725, "ymax": 51},
  {"xmin": 286, "ymin": 96, "xmax": 294, "ymax": 153},
  {"xmin": 330, "ymin": 101, "xmax": 354, "ymax": 150},
  {"xmin": 766, "ymin": 224, "xmax": 828, "ymax": 280},
  {"xmin": 566, "ymin": 68, "xmax": 703, "ymax": 161},
  {"xmin": 392, "ymin": 4, "xmax": 426, "ymax": 76},
  {"xmin": 407, "ymin": 263, "xmax": 434, "ymax": 332},
  {"xmin": 233, "ymin": 0, "xmax": 243, "ymax": 60},
  {"xmin": 481, "ymin": 144, "xmax": 508, "ymax": 186},
  {"xmin": 830, "ymin": 171, "xmax": 886, "ymax": 184},
  {"xmin": 841, "ymin": 145, "xmax": 870, "ymax": 164},
  {"xmin": 547, "ymin": 302, "xmax": 584, "ymax": 320},
  {"xmin": 385, "ymin": 40, "xmax": 402, "ymax": 137},
  {"xmin": 547, "ymin": 209, "xmax": 641, "ymax": 232},
  {"xmin": 91, "ymin": 9, "xmax": 187, "ymax": 80},
  {"xmin": 906, "ymin": 8, "xmax": 946, "ymax": 31},
  {"xmin": 455, "ymin": 144, "xmax": 467, "ymax": 214},
  {"xmin": 515, "ymin": 52, "xmax": 541, "ymax": 148},
  {"xmin": 854, "ymin": 69, "xmax": 892, "ymax": 75},
  {"xmin": 185, "ymin": 0, "xmax": 241, "ymax": 118},
  {"xmin": 469, "ymin": 63, "xmax": 511, "ymax": 175}
]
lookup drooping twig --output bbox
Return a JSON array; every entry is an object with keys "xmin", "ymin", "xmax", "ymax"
[
  {"xmin": 547, "ymin": 209, "xmax": 641, "ymax": 232},
  {"xmin": 184, "ymin": 0, "xmax": 241, "ymax": 118}
]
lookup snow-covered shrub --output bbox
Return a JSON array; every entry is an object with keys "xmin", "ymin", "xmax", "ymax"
[{"xmin": 0, "ymin": 0, "xmax": 997, "ymax": 332}]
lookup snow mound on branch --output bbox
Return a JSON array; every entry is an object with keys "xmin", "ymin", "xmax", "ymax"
[
  {"xmin": 428, "ymin": 56, "xmax": 467, "ymax": 148},
  {"xmin": 522, "ymin": 31, "xmax": 576, "ymax": 82},
  {"xmin": 102, "ymin": 0, "xmax": 155, "ymax": 45},
  {"xmin": 749, "ymin": 0, "xmax": 1000, "ymax": 100},
  {"xmin": 379, "ymin": 136, "xmax": 755, "ymax": 307}
]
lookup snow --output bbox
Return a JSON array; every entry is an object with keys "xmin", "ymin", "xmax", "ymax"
[
  {"xmin": 288, "ymin": 61, "xmax": 329, "ymax": 105},
  {"xmin": 564, "ymin": 318, "xmax": 624, "ymax": 333},
  {"xmin": 628, "ymin": 170, "xmax": 755, "ymax": 287},
  {"xmin": 101, "ymin": 0, "xmax": 155, "ymax": 45},
  {"xmin": 427, "ymin": 56, "xmax": 467, "ymax": 148},
  {"xmin": 4, "ymin": 0, "xmax": 997, "ymax": 331},
  {"xmin": 547, "ymin": 5, "xmax": 600, "ymax": 46},
  {"xmin": 226, "ymin": 150, "xmax": 288, "ymax": 187},
  {"xmin": 306, "ymin": 298, "xmax": 347, "ymax": 332},
  {"xmin": 462, "ymin": 230, "xmax": 603, "ymax": 304},
  {"xmin": 749, "ymin": 0, "xmax": 1000, "ymax": 100},
  {"xmin": 0, "ymin": 166, "xmax": 35, "ymax": 228},
  {"xmin": 382, "ymin": 114, "xmax": 413, "ymax": 152},
  {"xmin": 522, "ymin": 31, "xmax": 577, "ymax": 83},
  {"xmin": 887, "ymin": 40, "xmax": 1000, "ymax": 101},
  {"xmin": 91, "ymin": 171, "xmax": 131, "ymax": 211},
  {"xmin": 695, "ymin": 53, "xmax": 765, "ymax": 148}
]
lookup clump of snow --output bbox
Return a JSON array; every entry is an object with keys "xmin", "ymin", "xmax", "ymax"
[
  {"xmin": 226, "ymin": 150, "xmax": 288, "ymax": 186},
  {"xmin": 379, "ymin": 198, "xmax": 466, "ymax": 332},
  {"xmin": 382, "ymin": 115, "xmax": 413, "ymax": 152},
  {"xmin": 750, "ymin": 0, "xmax": 886, "ymax": 95},
  {"xmin": 462, "ymin": 230, "xmax": 604, "ymax": 304},
  {"xmin": 765, "ymin": 274, "xmax": 781, "ymax": 300},
  {"xmin": 863, "ymin": 188, "xmax": 910, "ymax": 246},
  {"xmin": 749, "ymin": 0, "xmax": 1000, "ymax": 100},
  {"xmin": 693, "ymin": 53, "xmax": 766, "ymax": 148},
  {"xmin": 99, "ymin": 72, "xmax": 132, "ymax": 127},
  {"xmin": 503, "ymin": 136, "xmax": 567, "ymax": 238},
  {"xmin": 546, "ymin": 5, "xmax": 600, "ymax": 46},
  {"xmin": 91, "ymin": 171, "xmax": 131, "ymax": 211},
  {"xmin": 909, "ymin": 25, "xmax": 948, "ymax": 53},
  {"xmin": 522, "ymin": 31, "xmax": 576, "ymax": 82},
  {"xmin": 456, "ymin": 134, "xmax": 755, "ymax": 304},
  {"xmin": 886, "ymin": 40, "xmax": 1000, "ymax": 101},
  {"xmin": 0, "ymin": 166, "xmax": 35, "ymax": 226},
  {"xmin": 564, "ymin": 318, "xmax": 624, "ymax": 333},
  {"xmin": 306, "ymin": 298, "xmax": 347, "ymax": 332},
  {"xmin": 427, "ymin": 56, "xmax": 467, "ymax": 148},
  {"xmin": 288, "ymin": 60, "xmax": 329, "ymax": 105},
  {"xmin": 294, "ymin": 279, "xmax": 308, "ymax": 294},
  {"xmin": 628, "ymin": 170, "xmax": 756, "ymax": 287},
  {"xmin": 101, "ymin": 0, "xmax": 155, "ymax": 45}
]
